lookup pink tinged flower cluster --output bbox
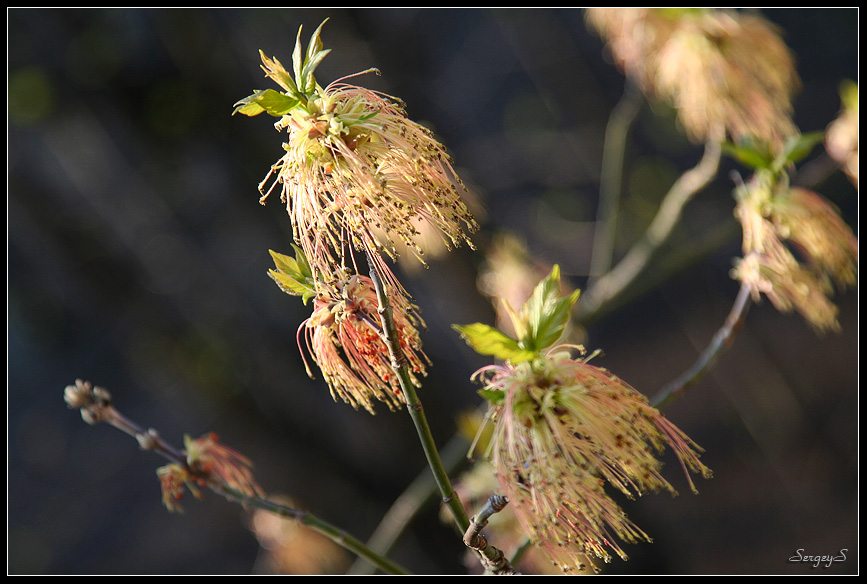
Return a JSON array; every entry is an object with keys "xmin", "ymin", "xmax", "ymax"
[
  {"xmin": 586, "ymin": 8, "xmax": 800, "ymax": 148},
  {"xmin": 733, "ymin": 176, "xmax": 858, "ymax": 332},
  {"xmin": 257, "ymin": 66, "xmax": 478, "ymax": 283},
  {"xmin": 157, "ymin": 432, "xmax": 264, "ymax": 513},
  {"xmin": 475, "ymin": 351, "xmax": 712, "ymax": 569},
  {"xmin": 299, "ymin": 274, "xmax": 429, "ymax": 414}
]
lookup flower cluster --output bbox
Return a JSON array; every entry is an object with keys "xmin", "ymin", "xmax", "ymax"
[
  {"xmin": 732, "ymin": 172, "xmax": 858, "ymax": 332},
  {"xmin": 586, "ymin": 8, "xmax": 799, "ymax": 148},
  {"xmin": 297, "ymin": 273, "xmax": 429, "ymax": 414},
  {"xmin": 448, "ymin": 411, "xmax": 598, "ymax": 574},
  {"xmin": 157, "ymin": 432, "xmax": 264, "ymax": 513},
  {"xmin": 236, "ymin": 21, "xmax": 477, "ymax": 285},
  {"xmin": 455, "ymin": 266, "xmax": 711, "ymax": 570},
  {"xmin": 238, "ymin": 21, "xmax": 477, "ymax": 413},
  {"xmin": 268, "ymin": 245, "xmax": 429, "ymax": 413},
  {"xmin": 476, "ymin": 350, "xmax": 711, "ymax": 569}
]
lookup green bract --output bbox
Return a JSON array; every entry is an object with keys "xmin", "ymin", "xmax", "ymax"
[
  {"xmin": 268, "ymin": 245, "xmax": 317, "ymax": 304},
  {"xmin": 723, "ymin": 131, "xmax": 824, "ymax": 175},
  {"xmin": 453, "ymin": 265, "xmax": 580, "ymax": 364},
  {"xmin": 452, "ymin": 323, "xmax": 537, "ymax": 364}
]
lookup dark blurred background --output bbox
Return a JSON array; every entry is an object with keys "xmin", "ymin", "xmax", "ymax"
[{"xmin": 8, "ymin": 8, "xmax": 858, "ymax": 575}]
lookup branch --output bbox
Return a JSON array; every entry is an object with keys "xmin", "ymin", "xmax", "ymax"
[
  {"xmin": 577, "ymin": 135, "xmax": 723, "ymax": 324},
  {"xmin": 588, "ymin": 80, "xmax": 644, "ymax": 283},
  {"xmin": 63, "ymin": 379, "xmax": 409, "ymax": 576},
  {"xmin": 463, "ymin": 494, "xmax": 517, "ymax": 575},
  {"xmin": 218, "ymin": 486, "xmax": 410, "ymax": 575},
  {"xmin": 651, "ymin": 280, "xmax": 752, "ymax": 409}
]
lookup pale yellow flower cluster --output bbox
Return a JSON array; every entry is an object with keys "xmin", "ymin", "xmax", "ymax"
[
  {"xmin": 255, "ymin": 54, "xmax": 477, "ymax": 286},
  {"xmin": 587, "ymin": 8, "xmax": 800, "ymax": 147},
  {"xmin": 475, "ymin": 351, "xmax": 711, "ymax": 569},
  {"xmin": 732, "ymin": 175, "xmax": 857, "ymax": 332}
]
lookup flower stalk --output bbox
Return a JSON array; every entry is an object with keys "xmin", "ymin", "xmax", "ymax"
[{"xmin": 365, "ymin": 250, "xmax": 515, "ymax": 574}]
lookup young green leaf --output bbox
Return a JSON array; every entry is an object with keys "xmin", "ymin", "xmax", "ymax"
[
  {"xmin": 232, "ymin": 89, "xmax": 300, "ymax": 117},
  {"xmin": 520, "ymin": 265, "xmax": 581, "ymax": 353},
  {"xmin": 477, "ymin": 388, "xmax": 505, "ymax": 406},
  {"xmin": 452, "ymin": 323, "xmax": 537, "ymax": 363},
  {"xmin": 258, "ymin": 51, "xmax": 299, "ymax": 97},
  {"xmin": 773, "ymin": 131, "xmax": 825, "ymax": 171},
  {"xmin": 722, "ymin": 139, "xmax": 774, "ymax": 171},
  {"xmin": 293, "ymin": 19, "xmax": 331, "ymax": 96},
  {"xmin": 268, "ymin": 247, "xmax": 317, "ymax": 304}
]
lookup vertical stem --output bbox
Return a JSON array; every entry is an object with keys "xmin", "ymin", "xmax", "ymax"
[
  {"xmin": 364, "ymin": 251, "xmax": 471, "ymax": 534},
  {"xmin": 588, "ymin": 80, "xmax": 643, "ymax": 284},
  {"xmin": 365, "ymin": 251, "xmax": 515, "ymax": 573}
]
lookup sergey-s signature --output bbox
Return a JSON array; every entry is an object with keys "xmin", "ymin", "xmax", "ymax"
[{"xmin": 788, "ymin": 548, "xmax": 848, "ymax": 568}]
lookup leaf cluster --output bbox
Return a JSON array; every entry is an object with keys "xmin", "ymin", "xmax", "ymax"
[
  {"xmin": 453, "ymin": 265, "xmax": 580, "ymax": 366},
  {"xmin": 233, "ymin": 19, "xmax": 332, "ymax": 118}
]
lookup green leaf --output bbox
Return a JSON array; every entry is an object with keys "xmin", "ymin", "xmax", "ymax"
[
  {"xmin": 300, "ymin": 48, "xmax": 331, "ymax": 95},
  {"xmin": 839, "ymin": 79, "xmax": 857, "ymax": 112},
  {"xmin": 292, "ymin": 25, "xmax": 304, "ymax": 88},
  {"xmin": 233, "ymin": 88, "xmax": 300, "ymax": 117},
  {"xmin": 258, "ymin": 50, "xmax": 299, "ymax": 96},
  {"xmin": 293, "ymin": 19, "xmax": 331, "ymax": 96},
  {"xmin": 520, "ymin": 265, "xmax": 580, "ymax": 352},
  {"xmin": 722, "ymin": 139, "xmax": 774, "ymax": 170},
  {"xmin": 775, "ymin": 131, "xmax": 825, "ymax": 169},
  {"xmin": 306, "ymin": 19, "xmax": 328, "ymax": 63},
  {"xmin": 268, "ymin": 247, "xmax": 317, "ymax": 304},
  {"xmin": 477, "ymin": 388, "xmax": 505, "ymax": 406},
  {"xmin": 452, "ymin": 323, "xmax": 537, "ymax": 363}
]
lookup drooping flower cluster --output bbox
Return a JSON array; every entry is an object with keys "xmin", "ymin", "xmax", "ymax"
[
  {"xmin": 454, "ymin": 266, "xmax": 711, "ymax": 570},
  {"xmin": 732, "ymin": 171, "xmax": 858, "ymax": 332},
  {"xmin": 238, "ymin": 21, "xmax": 477, "ymax": 413},
  {"xmin": 301, "ymin": 274, "xmax": 429, "ymax": 414},
  {"xmin": 475, "ymin": 351, "xmax": 711, "ymax": 568},
  {"xmin": 236, "ymin": 21, "xmax": 477, "ymax": 286},
  {"xmin": 270, "ymin": 245, "xmax": 430, "ymax": 413},
  {"xmin": 586, "ymin": 8, "xmax": 800, "ymax": 148},
  {"xmin": 448, "ymin": 411, "xmax": 598, "ymax": 574}
]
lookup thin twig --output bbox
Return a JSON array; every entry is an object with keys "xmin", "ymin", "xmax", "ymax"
[
  {"xmin": 219, "ymin": 486, "xmax": 410, "ymax": 575},
  {"xmin": 588, "ymin": 80, "xmax": 643, "ymax": 284},
  {"xmin": 577, "ymin": 136, "xmax": 723, "ymax": 324},
  {"xmin": 651, "ymin": 280, "xmax": 753, "ymax": 409},
  {"xmin": 463, "ymin": 494, "xmax": 517, "ymax": 575},
  {"xmin": 63, "ymin": 380, "xmax": 410, "ymax": 576}
]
